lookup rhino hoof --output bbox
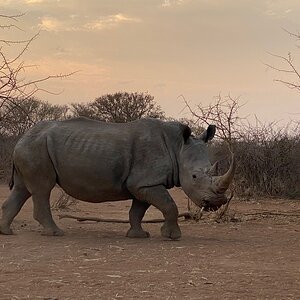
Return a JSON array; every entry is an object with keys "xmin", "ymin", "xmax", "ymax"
[
  {"xmin": 126, "ymin": 228, "xmax": 150, "ymax": 238},
  {"xmin": 41, "ymin": 228, "xmax": 64, "ymax": 236},
  {"xmin": 0, "ymin": 225, "xmax": 13, "ymax": 235},
  {"xmin": 161, "ymin": 223, "xmax": 181, "ymax": 240}
]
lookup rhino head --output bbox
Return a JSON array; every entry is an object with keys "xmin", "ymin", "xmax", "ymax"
[{"xmin": 179, "ymin": 125, "xmax": 235, "ymax": 211}]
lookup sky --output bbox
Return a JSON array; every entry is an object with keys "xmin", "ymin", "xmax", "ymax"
[{"xmin": 1, "ymin": 0, "xmax": 300, "ymax": 123}]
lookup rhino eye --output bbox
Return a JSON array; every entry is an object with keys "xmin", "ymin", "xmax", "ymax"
[{"xmin": 192, "ymin": 174, "xmax": 197, "ymax": 179}]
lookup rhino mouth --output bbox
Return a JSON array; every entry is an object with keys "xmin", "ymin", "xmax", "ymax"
[
  {"xmin": 202, "ymin": 194, "xmax": 228, "ymax": 211},
  {"xmin": 202, "ymin": 200, "xmax": 223, "ymax": 211},
  {"xmin": 202, "ymin": 191, "xmax": 233, "ymax": 211}
]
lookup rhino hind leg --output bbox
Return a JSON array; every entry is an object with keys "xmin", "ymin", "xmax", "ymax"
[
  {"xmin": 0, "ymin": 177, "xmax": 31, "ymax": 235},
  {"xmin": 32, "ymin": 190, "xmax": 64, "ymax": 236},
  {"xmin": 126, "ymin": 199, "xmax": 150, "ymax": 238}
]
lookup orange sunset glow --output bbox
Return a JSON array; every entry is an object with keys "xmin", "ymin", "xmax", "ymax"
[{"xmin": 2, "ymin": 0, "xmax": 300, "ymax": 122}]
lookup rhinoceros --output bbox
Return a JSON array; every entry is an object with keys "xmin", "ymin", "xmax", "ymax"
[{"xmin": 0, "ymin": 117, "xmax": 235, "ymax": 239}]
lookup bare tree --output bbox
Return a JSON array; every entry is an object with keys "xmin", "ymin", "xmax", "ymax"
[
  {"xmin": 71, "ymin": 92, "xmax": 165, "ymax": 122},
  {"xmin": 182, "ymin": 94, "xmax": 244, "ymax": 150},
  {"xmin": 265, "ymin": 29, "xmax": 300, "ymax": 93},
  {"xmin": 0, "ymin": 13, "xmax": 73, "ymax": 132}
]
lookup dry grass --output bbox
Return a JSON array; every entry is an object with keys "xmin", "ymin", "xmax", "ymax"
[{"xmin": 52, "ymin": 188, "xmax": 77, "ymax": 210}]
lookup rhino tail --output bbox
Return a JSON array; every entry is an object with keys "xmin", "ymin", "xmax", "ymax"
[{"xmin": 9, "ymin": 164, "xmax": 15, "ymax": 190}]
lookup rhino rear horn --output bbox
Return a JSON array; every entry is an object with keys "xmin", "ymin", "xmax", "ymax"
[{"xmin": 208, "ymin": 161, "xmax": 219, "ymax": 176}]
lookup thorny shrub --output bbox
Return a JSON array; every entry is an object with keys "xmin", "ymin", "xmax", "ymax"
[{"xmin": 210, "ymin": 121, "xmax": 300, "ymax": 199}]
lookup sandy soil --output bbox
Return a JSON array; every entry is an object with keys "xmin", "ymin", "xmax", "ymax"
[{"xmin": 0, "ymin": 185, "xmax": 299, "ymax": 300}]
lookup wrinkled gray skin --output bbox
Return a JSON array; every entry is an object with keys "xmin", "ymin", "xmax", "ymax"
[{"xmin": 0, "ymin": 118, "xmax": 234, "ymax": 240}]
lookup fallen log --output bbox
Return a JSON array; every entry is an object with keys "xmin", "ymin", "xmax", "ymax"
[
  {"xmin": 58, "ymin": 212, "xmax": 193, "ymax": 223},
  {"xmin": 244, "ymin": 211, "xmax": 300, "ymax": 217}
]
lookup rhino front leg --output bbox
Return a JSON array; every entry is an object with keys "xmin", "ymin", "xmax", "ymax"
[
  {"xmin": 126, "ymin": 199, "xmax": 150, "ymax": 238},
  {"xmin": 130, "ymin": 186, "xmax": 181, "ymax": 240}
]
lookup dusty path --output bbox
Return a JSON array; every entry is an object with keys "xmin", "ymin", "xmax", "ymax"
[{"xmin": 0, "ymin": 185, "xmax": 299, "ymax": 299}]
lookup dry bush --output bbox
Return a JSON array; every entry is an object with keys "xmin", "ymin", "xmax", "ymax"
[
  {"xmin": 0, "ymin": 136, "xmax": 18, "ymax": 181},
  {"xmin": 52, "ymin": 188, "xmax": 77, "ymax": 210},
  {"xmin": 0, "ymin": 98, "xmax": 69, "ymax": 181},
  {"xmin": 210, "ymin": 119, "xmax": 300, "ymax": 199},
  {"xmin": 234, "ymin": 120, "xmax": 300, "ymax": 198},
  {"xmin": 0, "ymin": 97, "xmax": 69, "ymax": 136},
  {"xmin": 186, "ymin": 194, "xmax": 240, "ymax": 223}
]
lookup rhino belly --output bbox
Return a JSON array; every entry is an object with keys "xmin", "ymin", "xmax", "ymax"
[
  {"xmin": 57, "ymin": 174, "xmax": 132, "ymax": 202},
  {"xmin": 53, "ymin": 159, "xmax": 132, "ymax": 203}
]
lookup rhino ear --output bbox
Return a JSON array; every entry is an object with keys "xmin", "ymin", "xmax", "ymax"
[
  {"xmin": 199, "ymin": 125, "xmax": 216, "ymax": 143},
  {"xmin": 181, "ymin": 124, "xmax": 192, "ymax": 143}
]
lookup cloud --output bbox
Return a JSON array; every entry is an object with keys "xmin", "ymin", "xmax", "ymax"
[
  {"xmin": 37, "ymin": 14, "xmax": 140, "ymax": 32},
  {"xmin": 84, "ymin": 14, "xmax": 141, "ymax": 31},
  {"xmin": 161, "ymin": 0, "xmax": 188, "ymax": 8},
  {"xmin": 25, "ymin": 0, "xmax": 45, "ymax": 3},
  {"xmin": 162, "ymin": 0, "xmax": 171, "ymax": 7},
  {"xmin": 263, "ymin": 0, "xmax": 293, "ymax": 19},
  {"xmin": 38, "ymin": 16, "xmax": 62, "ymax": 31}
]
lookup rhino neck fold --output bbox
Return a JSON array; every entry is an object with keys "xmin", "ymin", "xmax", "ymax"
[
  {"xmin": 162, "ymin": 132, "xmax": 181, "ymax": 188},
  {"xmin": 170, "ymin": 151, "xmax": 180, "ymax": 187}
]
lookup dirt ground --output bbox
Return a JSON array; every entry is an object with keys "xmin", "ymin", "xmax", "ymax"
[{"xmin": 0, "ymin": 185, "xmax": 299, "ymax": 300}]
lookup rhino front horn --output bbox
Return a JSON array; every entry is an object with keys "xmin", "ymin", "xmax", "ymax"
[{"xmin": 214, "ymin": 152, "xmax": 236, "ymax": 194}]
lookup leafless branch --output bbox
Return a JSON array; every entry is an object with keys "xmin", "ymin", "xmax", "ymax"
[
  {"xmin": 0, "ymin": 13, "xmax": 26, "ymax": 21},
  {"xmin": 266, "ymin": 29, "xmax": 300, "ymax": 92},
  {"xmin": 282, "ymin": 28, "xmax": 300, "ymax": 40},
  {"xmin": 0, "ymin": 24, "xmax": 24, "ymax": 31},
  {"xmin": 0, "ymin": 13, "xmax": 74, "ymax": 132},
  {"xmin": 181, "ymin": 94, "xmax": 245, "ymax": 150}
]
